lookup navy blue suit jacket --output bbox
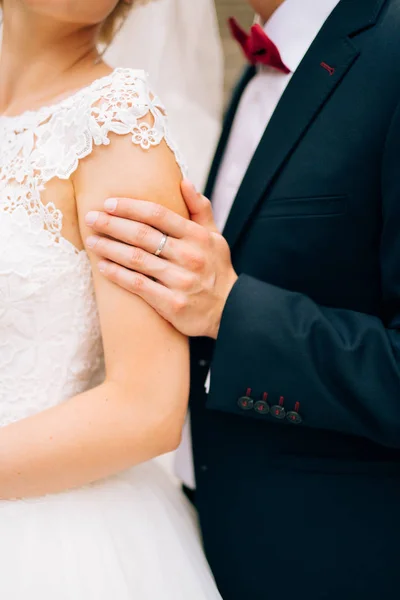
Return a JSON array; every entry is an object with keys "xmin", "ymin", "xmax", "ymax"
[{"xmin": 190, "ymin": 0, "xmax": 400, "ymax": 598}]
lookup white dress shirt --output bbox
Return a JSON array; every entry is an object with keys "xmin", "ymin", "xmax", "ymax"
[{"xmin": 175, "ymin": 0, "xmax": 341, "ymax": 490}]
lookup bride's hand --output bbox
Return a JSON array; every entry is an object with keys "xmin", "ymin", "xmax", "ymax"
[{"xmin": 85, "ymin": 180, "xmax": 238, "ymax": 340}]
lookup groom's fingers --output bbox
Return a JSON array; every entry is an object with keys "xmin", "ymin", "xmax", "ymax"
[
  {"xmin": 102, "ymin": 198, "xmax": 196, "ymax": 240},
  {"xmin": 181, "ymin": 180, "xmax": 218, "ymax": 232},
  {"xmin": 97, "ymin": 260, "xmax": 176, "ymax": 319},
  {"xmin": 85, "ymin": 212, "xmax": 177, "ymax": 261},
  {"xmin": 86, "ymin": 235, "xmax": 187, "ymax": 288}
]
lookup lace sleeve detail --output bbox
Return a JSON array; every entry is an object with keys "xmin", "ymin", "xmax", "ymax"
[
  {"xmin": 0, "ymin": 69, "xmax": 187, "ymax": 246},
  {"xmin": 87, "ymin": 69, "xmax": 187, "ymax": 175}
]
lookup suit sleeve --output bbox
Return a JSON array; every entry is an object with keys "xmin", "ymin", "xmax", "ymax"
[{"xmin": 207, "ymin": 100, "xmax": 400, "ymax": 449}]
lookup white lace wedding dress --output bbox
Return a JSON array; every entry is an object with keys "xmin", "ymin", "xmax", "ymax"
[{"xmin": 0, "ymin": 68, "xmax": 221, "ymax": 599}]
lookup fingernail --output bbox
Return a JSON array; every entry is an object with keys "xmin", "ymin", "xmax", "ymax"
[
  {"xmin": 85, "ymin": 211, "xmax": 99, "ymax": 226},
  {"xmin": 98, "ymin": 261, "xmax": 107, "ymax": 273},
  {"xmin": 86, "ymin": 235, "xmax": 98, "ymax": 249},
  {"xmin": 104, "ymin": 198, "xmax": 118, "ymax": 212}
]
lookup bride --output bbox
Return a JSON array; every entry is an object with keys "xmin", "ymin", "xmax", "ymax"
[{"xmin": 0, "ymin": 0, "xmax": 222, "ymax": 597}]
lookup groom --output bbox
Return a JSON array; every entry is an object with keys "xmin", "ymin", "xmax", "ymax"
[{"xmin": 86, "ymin": 0, "xmax": 400, "ymax": 598}]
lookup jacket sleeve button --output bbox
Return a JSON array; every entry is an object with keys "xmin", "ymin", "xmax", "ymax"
[
  {"xmin": 271, "ymin": 405, "xmax": 286, "ymax": 419},
  {"xmin": 254, "ymin": 400, "xmax": 270, "ymax": 415},
  {"xmin": 287, "ymin": 411, "xmax": 302, "ymax": 424},
  {"xmin": 237, "ymin": 396, "xmax": 254, "ymax": 410}
]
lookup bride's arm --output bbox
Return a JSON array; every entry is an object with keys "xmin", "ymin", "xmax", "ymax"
[{"xmin": 0, "ymin": 130, "xmax": 189, "ymax": 500}]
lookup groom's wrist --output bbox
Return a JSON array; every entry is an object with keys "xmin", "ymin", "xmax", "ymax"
[{"xmin": 208, "ymin": 270, "xmax": 239, "ymax": 340}]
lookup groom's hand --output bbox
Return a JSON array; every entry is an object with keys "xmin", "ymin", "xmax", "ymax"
[{"xmin": 85, "ymin": 180, "xmax": 238, "ymax": 339}]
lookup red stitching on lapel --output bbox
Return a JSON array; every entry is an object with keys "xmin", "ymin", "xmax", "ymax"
[{"xmin": 320, "ymin": 62, "xmax": 335, "ymax": 76}]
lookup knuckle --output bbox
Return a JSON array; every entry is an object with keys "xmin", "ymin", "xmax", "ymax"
[
  {"xmin": 135, "ymin": 223, "xmax": 150, "ymax": 243},
  {"xmin": 172, "ymin": 294, "xmax": 187, "ymax": 314},
  {"xmin": 150, "ymin": 203, "xmax": 167, "ymax": 221},
  {"xmin": 187, "ymin": 252, "xmax": 206, "ymax": 272},
  {"xmin": 130, "ymin": 273, "xmax": 145, "ymax": 291},
  {"xmin": 129, "ymin": 247, "xmax": 145, "ymax": 266},
  {"xmin": 179, "ymin": 273, "xmax": 195, "ymax": 292}
]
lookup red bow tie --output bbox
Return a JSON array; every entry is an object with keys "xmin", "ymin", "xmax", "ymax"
[{"xmin": 228, "ymin": 17, "xmax": 291, "ymax": 74}]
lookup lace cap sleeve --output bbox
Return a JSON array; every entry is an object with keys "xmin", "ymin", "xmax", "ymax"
[{"xmin": 87, "ymin": 69, "xmax": 187, "ymax": 176}]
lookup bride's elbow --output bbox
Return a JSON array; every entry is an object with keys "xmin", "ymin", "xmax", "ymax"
[
  {"xmin": 158, "ymin": 422, "xmax": 184, "ymax": 455},
  {"xmin": 113, "ymin": 383, "xmax": 188, "ymax": 459},
  {"xmin": 149, "ymin": 407, "xmax": 186, "ymax": 456}
]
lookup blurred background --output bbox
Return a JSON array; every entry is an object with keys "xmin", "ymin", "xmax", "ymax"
[{"xmin": 106, "ymin": 0, "xmax": 254, "ymax": 192}]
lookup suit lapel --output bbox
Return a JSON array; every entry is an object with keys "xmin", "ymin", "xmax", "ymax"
[
  {"xmin": 204, "ymin": 67, "xmax": 255, "ymax": 199},
  {"xmin": 222, "ymin": 0, "xmax": 387, "ymax": 250}
]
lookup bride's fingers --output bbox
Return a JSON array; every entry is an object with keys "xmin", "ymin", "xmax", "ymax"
[
  {"xmin": 85, "ymin": 211, "xmax": 177, "ymax": 261},
  {"xmin": 96, "ymin": 260, "xmax": 176, "ymax": 319},
  {"xmin": 86, "ymin": 235, "xmax": 186, "ymax": 288}
]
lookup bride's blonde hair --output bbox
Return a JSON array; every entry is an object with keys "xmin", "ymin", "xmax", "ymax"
[
  {"xmin": 100, "ymin": 0, "xmax": 153, "ymax": 45},
  {"xmin": 100, "ymin": 1, "xmax": 134, "ymax": 45}
]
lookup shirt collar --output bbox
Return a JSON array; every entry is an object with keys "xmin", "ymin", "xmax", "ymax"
[{"xmin": 263, "ymin": 0, "xmax": 341, "ymax": 73}]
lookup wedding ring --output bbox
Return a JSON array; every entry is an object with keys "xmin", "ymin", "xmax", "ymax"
[{"xmin": 154, "ymin": 233, "xmax": 168, "ymax": 257}]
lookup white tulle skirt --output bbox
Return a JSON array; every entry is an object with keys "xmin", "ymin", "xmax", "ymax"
[{"xmin": 0, "ymin": 461, "xmax": 221, "ymax": 599}]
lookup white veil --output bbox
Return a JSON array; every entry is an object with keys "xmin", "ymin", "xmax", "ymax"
[{"xmin": 105, "ymin": 0, "xmax": 224, "ymax": 190}]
